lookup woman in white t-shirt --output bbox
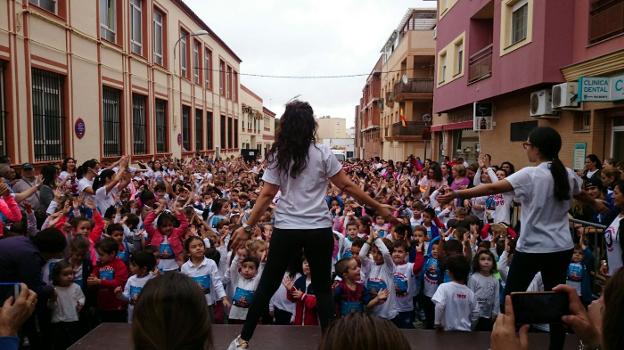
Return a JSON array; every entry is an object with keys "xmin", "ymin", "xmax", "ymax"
[
  {"xmin": 227, "ymin": 101, "xmax": 394, "ymax": 350},
  {"xmin": 93, "ymin": 156, "xmax": 130, "ymax": 214},
  {"xmin": 438, "ymin": 127, "xmax": 605, "ymax": 350},
  {"xmin": 76, "ymin": 159, "xmax": 98, "ymax": 201},
  {"xmin": 603, "ymin": 181, "xmax": 624, "ymax": 276}
]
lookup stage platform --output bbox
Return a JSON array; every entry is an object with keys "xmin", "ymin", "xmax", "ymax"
[{"xmin": 69, "ymin": 323, "xmax": 580, "ymax": 349}]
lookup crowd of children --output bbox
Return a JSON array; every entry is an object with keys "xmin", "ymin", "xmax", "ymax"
[{"xmin": 1, "ymin": 150, "xmax": 621, "ymax": 349}]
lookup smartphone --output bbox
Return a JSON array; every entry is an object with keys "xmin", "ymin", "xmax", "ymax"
[
  {"xmin": 511, "ymin": 291, "xmax": 569, "ymax": 325},
  {"xmin": 0, "ymin": 282, "xmax": 21, "ymax": 303}
]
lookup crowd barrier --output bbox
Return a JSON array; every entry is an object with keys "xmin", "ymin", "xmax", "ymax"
[{"xmin": 569, "ymin": 217, "xmax": 608, "ymax": 296}]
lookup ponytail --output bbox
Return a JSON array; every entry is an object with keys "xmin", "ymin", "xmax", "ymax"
[
  {"xmin": 76, "ymin": 159, "xmax": 98, "ymax": 179},
  {"xmin": 550, "ymin": 157, "xmax": 570, "ymax": 201}
]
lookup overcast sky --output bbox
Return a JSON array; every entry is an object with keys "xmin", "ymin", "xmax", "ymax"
[{"xmin": 184, "ymin": 0, "xmax": 435, "ymax": 127}]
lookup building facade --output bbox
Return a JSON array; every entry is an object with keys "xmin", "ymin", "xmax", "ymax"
[
  {"xmin": 240, "ymin": 84, "xmax": 263, "ymax": 155},
  {"xmin": 262, "ymin": 107, "xmax": 275, "ymax": 156},
  {"xmin": 0, "ymin": 0, "xmax": 243, "ymax": 167},
  {"xmin": 356, "ymin": 56, "xmax": 382, "ymax": 159},
  {"xmin": 379, "ymin": 8, "xmax": 436, "ymax": 161},
  {"xmin": 316, "ymin": 116, "xmax": 347, "ymax": 141},
  {"xmin": 431, "ymin": 0, "xmax": 624, "ymax": 168}
]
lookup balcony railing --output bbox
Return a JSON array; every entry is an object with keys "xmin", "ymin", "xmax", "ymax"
[
  {"xmin": 468, "ymin": 44, "xmax": 493, "ymax": 84},
  {"xmin": 589, "ymin": 0, "xmax": 624, "ymax": 44},
  {"xmin": 391, "ymin": 121, "xmax": 427, "ymax": 137},
  {"xmin": 393, "ymin": 78, "xmax": 434, "ymax": 95},
  {"xmin": 385, "ymin": 91, "xmax": 395, "ymax": 107}
]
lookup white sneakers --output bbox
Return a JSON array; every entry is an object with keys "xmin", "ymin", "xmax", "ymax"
[{"xmin": 227, "ymin": 335, "xmax": 249, "ymax": 350}]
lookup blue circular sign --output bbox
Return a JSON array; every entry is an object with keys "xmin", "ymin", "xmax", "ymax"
[{"xmin": 75, "ymin": 118, "xmax": 86, "ymax": 139}]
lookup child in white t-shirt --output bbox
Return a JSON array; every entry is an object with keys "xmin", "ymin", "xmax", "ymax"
[
  {"xmin": 391, "ymin": 240, "xmax": 424, "ymax": 328},
  {"xmin": 359, "ymin": 230, "xmax": 397, "ymax": 320},
  {"xmin": 432, "ymin": 255, "xmax": 478, "ymax": 332},
  {"xmin": 467, "ymin": 250, "xmax": 500, "ymax": 331},
  {"xmin": 114, "ymin": 251, "xmax": 156, "ymax": 323},
  {"xmin": 49, "ymin": 260, "xmax": 86, "ymax": 350},
  {"xmin": 229, "ymin": 255, "xmax": 263, "ymax": 322}
]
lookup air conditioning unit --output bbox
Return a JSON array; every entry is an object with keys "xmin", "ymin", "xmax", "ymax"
[
  {"xmin": 432, "ymin": 26, "xmax": 437, "ymax": 39},
  {"xmin": 551, "ymin": 82, "xmax": 579, "ymax": 109},
  {"xmin": 530, "ymin": 89, "xmax": 557, "ymax": 118}
]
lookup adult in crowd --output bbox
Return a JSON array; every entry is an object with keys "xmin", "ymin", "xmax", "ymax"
[
  {"xmin": 602, "ymin": 180, "xmax": 624, "ymax": 277},
  {"xmin": 583, "ymin": 154, "xmax": 602, "ymax": 183},
  {"xmin": 319, "ymin": 312, "xmax": 410, "ymax": 350},
  {"xmin": 227, "ymin": 101, "xmax": 393, "ymax": 350},
  {"xmin": 59, "ymin": 157, "xmax": 77, "ymax": 183},
  {"xmin": 0, "ymin": 284, "xmax": 38, "ymax": 350},
  {"xmin": 438, "ymin": 127, "xmax": 605, "ymax": 349},
  {"xmin": 132, "ymin": 273, "xmax": 214, "ymax": 350},
  {"xmin": 12, "ymin": 163, "xmax": 40, "ymax": 211}
]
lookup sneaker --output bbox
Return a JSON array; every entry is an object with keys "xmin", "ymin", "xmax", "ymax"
[{"xmin": 227, "ymin": 335, "xmax": 249, "ymax": 350}]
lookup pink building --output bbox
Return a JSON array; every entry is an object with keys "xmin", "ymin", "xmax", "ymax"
[{"xmin": 431, "ymin": 0, "xmax": 624, "ymax": 168}]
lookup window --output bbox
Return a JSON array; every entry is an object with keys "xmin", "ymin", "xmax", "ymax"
[
  {"xmin": 510, "ymin": 120, "xmax": 537, "ymax": 142},
  {"xmin": 226, "ymin": 66, "xmax": 233, "ymax": 99},
  {"xmin": 152, "ymin": 8, "xmax": 164, "ymax": 66},
  {"xmin": 180, "ymin": 30, "xmax": 189, "ymax": 78},
  {"xmin": 155, "ymin": 99, "xmax": 167, "ymax": 153},
  {"xmin": 195, "ymin": 109, "xmax": 203, "ymax": 151},
  {"xmin": 99, "ymin": 0, "xmax": 116, "ymax": 42},
  {"xmin": 132, "ymin": 94, "xmax": 147, "ymax": 155},
  {"xmin": 32, "ymin": 69, "xmax": 64, "ymax": 161},
  {"xmin": 574, "ymin": 111, "xmax": 591, "ymax": 132},
  {"xmin": 206, "ymin": 111, "xmax": 213, "ymax": 149},
  {"xmin": 130, "ymin": 0, "xmax": 143, "ymax": 55},
  {"xmin": 233, "ymin": 71, "xmax": 239, "ymax": 102},
  {"xmin": 437, "ymin": 32, "xmax": 465, "ymax": 86},
  {"xmin": 220, "ymin": 115, "xmax": 226, "ymax": 149},
  {"xmin": 439, "ymin": 52, "xmax": 447, "ymax": 83},
  {"xmin": 219, "ymin": 60, "xmax": 225, "ymax": 96},
  {"xmin": 204, "ymin": 49, "xmax": 212, "ymax": 90},
  {"xmin": 511, "ymin": 0, "xmax": 528, "ymax": 45},
  {"xmin": 182, "ymin": 106, "xmax": 191, "ymax": 151},
  {"xmin": 102, "ymin": 86, "xmax": 122, "ymax": 157},
  {"xmin": 227, "ymin": 117, "xmax": 233, "ymax": 149},
  {"xmin": 0, "ymin": 63, "xmax": 6, "ymax": 157},
  {"xmin": 234, "ymin": 119, "xmax": 239, "ymax": 149},
  {"xmin": 455, "ymin": 42, "xmax": 463, "ymax": 76},
  {"xmin": 193, "ymin": 41, "xmax": 201, "ymax": 84},
  {"xmin": 30, "ymin": 0, "xmax": 56, "ymax": 13}
]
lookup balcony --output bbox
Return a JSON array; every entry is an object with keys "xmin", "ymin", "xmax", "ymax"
[
  {"xmin": 589, "ymin": 0, "xmax": 624, "ymax": 44},
  {"xmin": 385, "ymin": 91, "xmax": 395, "ymax": 107},
  {"xmin": 468, "ymin": 44, "xmax": 493, "ymax": 84},
  {"xmin": 393, "ymin": 78, "xmax": 434, "ymax": 101},
  {"xmin": 388, "ymin": 121, "xmax": 428, "ymax": 141}
]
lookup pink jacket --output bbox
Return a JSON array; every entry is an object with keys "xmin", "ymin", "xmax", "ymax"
[
  {"xmin": 0, "ymin": 194, "xmax": 22, "ymax": 237},
  {"xmin": 144, "ymin": 211, "xmax": 189, "ymax": 263}
]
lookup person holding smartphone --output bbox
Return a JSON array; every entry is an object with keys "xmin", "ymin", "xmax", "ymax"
[{"xmin": 438, "ymin": 127, "xmax": 606, "ymax": 350}]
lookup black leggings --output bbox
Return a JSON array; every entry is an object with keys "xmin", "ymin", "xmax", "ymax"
[
  {"xmin": 241, "ymin": 227, "xmax": 334, "ymax": 342},
  {"xmin": 504, "ymin": 249, "xmax": 573, "ymax": 350}
]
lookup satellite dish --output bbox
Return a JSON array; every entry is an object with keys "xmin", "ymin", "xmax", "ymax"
[{"xmin": 401, "ymin": 74, "xmax": 408, "ymax": 85}]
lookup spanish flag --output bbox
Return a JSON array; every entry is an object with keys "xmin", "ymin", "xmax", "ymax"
[{"xmin": 400, "ymin": 108, "xmax": 407, "ymax": 127}]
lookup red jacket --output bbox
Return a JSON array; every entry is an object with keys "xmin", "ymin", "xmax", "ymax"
[
  {"xmin": 56, "ymin": 210, "xmax": 104, "ymax": 266},
  {"xmin": 144, "ymin": 211, "xmax": 189, "ymax": 264},
  {"xmin": 287, "ymin": 276, "xmax": 318, "ymax": 326},
  {"xmin": 92, "ymin": 257, "xmax": 128, "ymax": 311},
  {"xmin": 0, "ymin": 194, "xmax": 22, "ymax": 237}
]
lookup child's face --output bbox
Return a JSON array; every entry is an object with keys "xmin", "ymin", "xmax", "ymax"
[
  {"xmin": 371, "ymin": 246, "xmax": 384, "ymax": 265},
  {"xmin": 236, "ymin": 247, "xmax": 248, "ymax": 260},
  {"xmin": 75, "ymin": 221, "xmax": 91, "ymax": 236},
  {"xmin": 479, "ymin": 253, "xmax": 493, "ymax": 273},
  {"xmin": 129, "ymin": 262, "xmax": 141, "ymax": 276},
  {"xmin": 240, "ymin": 261, "xmax": 258, "ymax": 279},
  {"xmin": 414, "ymin": 230, "xmax": 427, "ymax": 243},
  {"xmin": 375, "ymin": 216, "xmax": 385, "ymax": 225},
  {"xmin": 219, "ymin": 225, "xmax": 230, "ymax": 235},
  {"xmin": 263, "ymin": 225, "xmax": 273, "ymax": 240},
  {"xmin": 252, "ymin": 247, "xmax": 267, "ymax": 260},
  {"xmin": 188, "ymin": 239, "xmax": 206, "ymax": 260},
  {"xmin": 98, "ymin": 249, "xmax": 115, "ymax": 265},
  {"xmin": 351, "ymin": 245, "xmax": 361, "ymax": 257},
  {"xmin": 302, "ymin": 260, "xmax": 310, "ymax": 275},
  {"xmin": 111, "ymin": 230, "xmax": 124, "ymax": 244},
  {"xmin": 343, "ymin": 259, "xmax": 361, "ymax": 282},
  {"xmin": 413, "ymin": 210, "xmax": 422, "ymax": 219},
  {"xmin": 422, "ymin": 213, "xmax": 432, "ymax": 224},
  {"xmin": 572, "ymin": 249, "xmax": 584, "ymax": 263},
  {"xmin": 70, "ymin": 251, "xmax": 85, "ymax": 265},
  {"xmin": 431, "ymin": 244, "xmax": 439, "ymax": 259},
  {"xmin": 159, "ymin": 221, "xmax": 175, "ymax": 236},
  {"xmin": 347, "ymin": 226, "xmax": 358, "ymax": 239},
  {"xmin": 392, "ymin": 247, "xmax": 407, "ymax": 265},
  {"xmin": 57, "ymin": 266, "xmax": 74, "ymax": 287}
]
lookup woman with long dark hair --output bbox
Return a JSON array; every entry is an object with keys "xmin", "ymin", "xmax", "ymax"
[
  {"xmin": 59, "ymin": 157, "xmax": 77, "ymax": 182},
  {"xmin": 227, "ymin": 101, "xmax": 393, "ymax": 350},
  {"xmin": 438, "ymin": 127, "xmax": 605, "ymax": 350},
  {"xmin": 583, "ymin": 154, "xmax": 602, "ymax": 182}
]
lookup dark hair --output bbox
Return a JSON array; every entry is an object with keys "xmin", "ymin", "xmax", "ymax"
[
  {"xmin": 472, "ymin": 250, "xmax": 497, "ymax": 274},
  {"xmin": 93, "ymin": 169, "xmax": 116, "ymax": 192},
  {"xmin": 205, "ymin": 247, "xmax": 221, "ymax": 266},
  {"xmin": 157, "ymin": 211, "xmax": 179, "ymax": 228},
  {"xmin": 125, "ymin": 214, "xmax": 140, "ymax": 229},
  {"xmin": 69, "ymin": 236, "xmax": 90, "ymax": 255},
  {"xmin": 446, "ymin": 255, "xmax": 470, "ymax": 284},
  {"xmin": 241, "ymin": 256, "xmax": 260, "ymax": 269},
  {"xmin": 442, "ymin": 239, "xmax": 463, "ymax": 258},
  {"xmin": 335, "ymin": 257, "xmax": 355, "ymax": 277},
  {"xmin": 41, "ymin": 165, "xmax": 57, "ymax": 188},
  {"xmin": 500, "ymin": 161, "xmax": 516, "ymax": 175},
  {"xmin": 51, "ymin": 259, "xmax": 73, "ymax": 286},
  {"xmin": 392, "ymin": 239, "xmax": 409, "ymax": 252},
  {"xmin": 351, "ymin": 237, "xmax": 366, "ymax": 249},
  {"xmin": 428, "ymin": 163, "xmax": 443, "ymax": 182},
  {"xmin": 95, "ymin": 237, "xmax": 119, "ymax": 255},
  {"xmin": 586, "ymin": 154, "xmax": 602, "ymax": 170},
  {"xmin": 61, "ymin": 157, "xmax": 76, "ymax": 172},
  {"xmin": 393, "ymin": 224, "xmax": 411, "ymax": 240},
  {"xmin": 319, "ymin": 312, "xmax": 410, "ymax": 350},
  {"xmin": 266, "ymin": 100, "xmax": 317, "ymax": 179},
  {"xmin": 528, "ymin": 127, "xmax": 570, "ymax": 201},
  {"xmin": 603, "ymin": 268, "xmax": 624, "ymax": 350},
  {"xmin": 210, "ymin": 199, "xmax": 228, "ymax": 215},
  {"xmin": 33, "ymin": 228, "xmax": 67, "ymax": 254},
  {"xmin": 76, "ymin": 159, "xmax": 98, "ymax": 179},
  {"xmin": 423, "ymin": 207, "xmax": 435, "ymax": 218},
  {"xmin": 184, "ymin": 236, "xmax": 205, "ymax": 252},
  {"xmin": 132, "ymin": 273, "xmax": 213, "ymax": 350},
  {"xmin": 130, "ymin": 251, "xmax": 157, "ymax": 272},
  {"xmin": 107, "ymin": 223, "xmax": 124, "ymax": 236}
]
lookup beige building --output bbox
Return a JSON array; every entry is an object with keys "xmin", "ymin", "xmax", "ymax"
[
  {"xmin": 379, "ymin": 8, "xmax": 436, "ymax": 161},
  {"xmin": 0, "ymin": 0, "xmax": 243, "ymax": 167},
  {"xmin": 316, "ymin": 116, "xmax": 347, "ymax": 141},
  {"xmin": 262, "ymin": 107, "xmax": 275, "ymax": 156},
  {"xmin": 240, "ymin": 84, "xmax": 263, "ymax": 155}
]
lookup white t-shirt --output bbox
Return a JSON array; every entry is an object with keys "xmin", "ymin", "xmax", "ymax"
[
  {"xmin": 181, "ymin": 257, "xmax": 226, "ymax": 306},
  {"xmin": 51, "ymin": 283, "xmax": 86, "ymax": 323},
  {"xmin": 270, "ymin": 272, "xmax": 300, "ymax": 319},
  {"xmin": 467, "ymin": 272, "xmax": 500, "ymax": 319},
  {"xmin": 359, "ymin": 239, "xmax": 397, "ymax": 320},
  {"xmin": 605, "ymin": 214, "xmax": 623, "ymax": 276},
  {"xmin": 78, "ymin": 177, "xmax": 95, "ymax": 201},
  {"xmin": 432, "ymin": 281, "xmax": 478, "ymax": 331},
  {"xmin": 262, "ymin": 144, "xmax": 342, "ymax": 229},
  {"xmin": 393, "ymin": 263, "xmax": 417, "ymax": 312},
  {"xmin": 123, "ymin": 273, "xmax": 154, "ymax": 323},
  {"xmin": 506, "ymin": 162, "xmax": 581, "ymax": 253},
  {"xmin": 157, "ymin": 236, "xmax": 179, "ymax": 272},
  {"xmin": 95, "ymin": 186, "xmax": 118, "ymax": 214}
]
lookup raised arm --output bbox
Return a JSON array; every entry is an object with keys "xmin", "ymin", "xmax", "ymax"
[
  {"xmin": 330, "ymin": 170, "xmax": 392, "ymax": 220},
  {"xmin": 438, "ymin": 180, "xmax": 514, "ymax": 205}
]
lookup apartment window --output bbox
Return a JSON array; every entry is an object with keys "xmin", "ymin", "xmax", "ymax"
[
  {"xmin": 226, "ymin": 66, "xmax": 233, "ymax": 99},
  {"xmin": 180, "ymin": 30, "xmax": 189, "ymax": 78},
  {"xmin": 102, "ymin": 87, "xmax": 122, "ymax": 157},
  {"xmin": 206, "ymin": 111, "xmax": 213, "ymax": 149},
  {"xmin": 455, "ymin": 43, "xmax": 463, "ymax": 76},
  {"xmin": 99, "ymin": 0, "xmax": 116, "ymax": 42},
  {"xmin": 233, "ymin": 71, "xmax": 239, "ymax": 102},
  {"xmin": 220, "ymin": 115, "xmax": 226, "ymax": 149},
  {"xmin": 227, "ymin": 117, "xmax": 233, "ymax": 149},
  {"xmin": 511, "ymin": 0, "xmax": 528, "ymax": 45},
  {"xmin": 219, "ymin": 60, "xmax": 226, "ymax": 96},
  {"xmin": 130, "ymin": 0, "xmax": 143, "ymax": 55},
  {"xmin": 204, "ymin": 49, "xmax": 213, "ymax": 90},
  {"xmin": 152, "ymin": 8, "xmax": 164, "ymax": 66},
  {"xmin": 574, "ymin": 111, "xmax": 591, "ymax": 132},
  {"xmin": 132, "ymin": 94, "xmax": 147, "ymax": 155},
  {"xmin": 182, "ymin": 106, "xmax": 191, "ymax": 151},
  {"xmin": 510, "ymin": 120, "xmax": 537, "ymax": 142},
  {"xmin": 195, "ymin": 109, "xmax": 203, "ymax": 151},
  {"xmin": 234, "ymin": 119, "xmax": 239, "ymax": 148},
  {"xmin": 193, "ymin": 41, "xmax": 201, "ymax": 84},
  {"xmin": 0, "ymin": 63, "xmax": 6, "ymax": 157},
  {"xmin": 30, "ymin": 0, "xmax": 56, "ymax": 13},
  {"xmin": 155, "ymin": 99, "xmax": 167, "ymax": 153},
  {"xmin": 439, "ymin": 52, "xmax": 447, "ymax": 83},
  {"xmin": 32, "ymin": 69, "xmax": 64, "ymax": 161}
]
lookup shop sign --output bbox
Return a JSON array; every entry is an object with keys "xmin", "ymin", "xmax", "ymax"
[
  {"xmin": 573, "ymin": 143, "xmax": 586, "ymax": 171},
  {"xmin": 611, "ymin": 75, "xmax": 624, "ymax": 101},
  {"xmin": 578, "ymin": 75, "xmax": 624, "ymax": 102}
]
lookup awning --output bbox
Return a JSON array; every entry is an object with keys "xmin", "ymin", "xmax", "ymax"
[{"xmin": 430, "ymin": 120, "xmax": 473, "ymax": 132}]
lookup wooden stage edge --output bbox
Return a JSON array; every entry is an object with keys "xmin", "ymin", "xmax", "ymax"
[{"xmin": 69, "ymin": 323, "xmax": 580, "ymax": 350}]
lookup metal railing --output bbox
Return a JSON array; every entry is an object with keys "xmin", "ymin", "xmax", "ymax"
[
  {"xmin": 569, "ymin": 217, "xmax": 609, "ymax": 295},
  {"xmin": 391, "ymin": 121, "xmax": 427, "ymax": 137},
  {"xmin": 393, "ymin": 78, "xmax": 434, "ymax": 95},
  {"xmin": 468, "ymin": 44, "xmax": 493, "ymax": 83},
  {"xmin": 32, "ymin": 68, "xmax": 65, "ymax": 162}
]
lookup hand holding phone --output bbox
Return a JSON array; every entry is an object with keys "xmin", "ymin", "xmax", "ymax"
[
  {"xmin": 0, "ymin": 283, "xmax": 37, "ymax": 337},
  {"xmin": 511, "ymin": 291, "xmax": 569, "ymax": 325}
]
